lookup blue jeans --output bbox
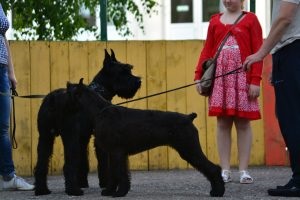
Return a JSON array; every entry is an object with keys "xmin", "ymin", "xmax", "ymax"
[
  {"xmin": 272, "ymin": 39, "xmax": 300, "ymax": 186},
  {"xmin": 0, "ymin": 64, "xmax": 15, "ymax": 179}
]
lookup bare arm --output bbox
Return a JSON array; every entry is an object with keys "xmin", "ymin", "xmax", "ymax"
[
  {"xmin": 4, "ymin": 36, "xmax": 17, "ymax": 88},
  {"xmin": 243, "ymin": 1, "xmax": 298, "ymax": 70}
]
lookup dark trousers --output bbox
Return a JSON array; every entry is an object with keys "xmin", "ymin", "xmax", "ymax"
[{"xmin": 272, "ymin": 39, "xmax": 300, "ymax": 186}]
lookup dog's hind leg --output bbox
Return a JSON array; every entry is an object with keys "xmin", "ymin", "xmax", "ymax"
[
  {"xmin": 61, "ymin": 128, "xmax": 83, "ymax": 196},
  {"xmin": 77, "ymin": 130, "xmax": 91, "ymax": 188},
  {"xmin": 34, "ymin": 133, "xmax": 55, "ymax": 196},
  {"xmin": 171, "ymin": 133, "xmax": 225, "ymax": 197}
]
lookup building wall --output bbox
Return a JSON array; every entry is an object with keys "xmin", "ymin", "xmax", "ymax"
[
  {"xmin": 105, "ymin": 0, "xmax": 272, "ymax": 41},
  {"xmin": 6, "ymin": 0, "xmax": 272, "ymax": 41}
]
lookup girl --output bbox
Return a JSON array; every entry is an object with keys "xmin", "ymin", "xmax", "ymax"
[{"xmin": 194, "ymin": 0, "xmax": 263, "ymax": 184}]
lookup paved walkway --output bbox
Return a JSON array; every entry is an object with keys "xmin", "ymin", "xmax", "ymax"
[{"xmin": 0, "ymin": 166, "xmax": 297, "ymax": 200}]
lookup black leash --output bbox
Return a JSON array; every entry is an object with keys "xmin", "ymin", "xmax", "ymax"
[{"xmin": 116, "ymin": 67, "xmax": 243, "ymax": 105}]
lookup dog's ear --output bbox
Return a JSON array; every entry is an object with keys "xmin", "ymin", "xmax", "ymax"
[
  {"xmin": 104, "ymin": 49, "xmax": 111, "ymax": 66},
  {"xmin": 110, "ymin": 49, "xmax": 118, "ymax": 62}
]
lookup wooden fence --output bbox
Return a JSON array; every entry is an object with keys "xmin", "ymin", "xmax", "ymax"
[{"xmin": 8, "ymin": 40, "xmax": 271, "ymax": 176}]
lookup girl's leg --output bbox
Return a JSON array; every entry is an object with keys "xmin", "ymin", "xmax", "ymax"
[
  {"xmin": 217, "ymin": 116, "xmax": 233, "ymax": 170},
  {"xmin": 234, "ymin": 117, "xmax": 252, "ymax": 171}
]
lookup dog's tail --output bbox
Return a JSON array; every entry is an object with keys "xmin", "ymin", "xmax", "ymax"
[{"xmin": 188, "ymin": 112, "xmax": 197, "ymax": 121}]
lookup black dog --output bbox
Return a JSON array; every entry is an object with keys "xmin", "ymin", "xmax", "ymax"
[
  {"xmin": 66, "ymin": 79, "xmax": 225, "ymax": 197},
  {"xmin": 34, "ymin": 50, "xmax": 141, "ymax": 196}
]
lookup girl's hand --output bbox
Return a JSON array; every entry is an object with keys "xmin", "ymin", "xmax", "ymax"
[{"xmin": 248, "ymin": 84, "xmax": 260, "ymax": 99}]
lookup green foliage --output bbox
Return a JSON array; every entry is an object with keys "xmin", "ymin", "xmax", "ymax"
[{"xmin": 2, "ymin": 0, "xmax": 158, "ymax": 41}]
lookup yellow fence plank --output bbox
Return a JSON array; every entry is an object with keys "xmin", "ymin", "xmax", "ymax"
[
  {"xmin": 146, "ymin": 41, "xmax": 168, "ymax": 170},
  {"xmin": 69, "ymin": 42, "xmax": 89, "ymax": 83},
  {"xmin": 10, "ymin": 41, "xmax": 32, "ymax": 175},
  {"xmin": 126, "ymin": 41, "xmax": 148, "ymax": 170},
  {"xmin": 166, "ymin": 41, "xmax": 188, "ymax": 169},
  {"xmin": 87, "ymin": 42, "xmax": 107, "ymax": 172},
  {"xmin": 107, "ymin": 41, "xmax": 127, "ymax": 105},
  {"xmin": 29, "ymin": 41, "xmax": 50, "ymax": 175},
  {"xmin": 50, "ymin": 42, "xmax": 69, "ymax": 175},
  {"xmin": 184, "ymin": 40, "xmax": 208, "ymax": 169}
]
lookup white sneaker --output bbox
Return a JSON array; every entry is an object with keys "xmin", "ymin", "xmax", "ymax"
[{"xmin": 2, "ymin": 175, "xmax": 34, "ymax": 191}]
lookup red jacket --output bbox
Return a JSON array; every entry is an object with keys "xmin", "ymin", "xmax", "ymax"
[{"xmin": 194, "ymin": 11, "xmax": 263, "ymax": 86}]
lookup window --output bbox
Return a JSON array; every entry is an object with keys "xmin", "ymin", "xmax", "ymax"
[
  {"xmin": 202, "ymin": 0, "xmax": 220, "ymax": 22},
  {"xmin": 171, "ymin": 0, "xmax": 193, "ymax": 23}
]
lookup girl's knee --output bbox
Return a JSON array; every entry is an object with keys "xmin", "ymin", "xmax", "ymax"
[{"xmin": 235, "ymin": 118, "xmax": 251, "ymax": 130}]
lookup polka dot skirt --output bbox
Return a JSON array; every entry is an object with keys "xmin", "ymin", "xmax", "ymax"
[{"xmin": 208, "ymin": 36, "xmax": 261, "ymax": 120}]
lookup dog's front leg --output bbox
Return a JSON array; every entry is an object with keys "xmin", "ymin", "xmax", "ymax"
[
  {"xmin": 101, "ymin": 152, "xmax": 118, "ymax": 196},
  {"xmin": 113, "ymin": 152, "xmax": 131, "ymax": 197},
  {"xmin": 101, "ymin": 151, "xmax": 130, "ymax": 197}
]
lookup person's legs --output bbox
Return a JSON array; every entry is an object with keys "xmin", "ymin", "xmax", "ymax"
[
  {"xmin": 268, "ymin": 40, "xmax": 300, "ymax": 196},
  {"xmin": 217, "ymin": 116, "xmax": 233, "ymax": 182},
  {"xmin": 234, "ymin": 117, "xmax": 253, "ymax": 184},
  {"xmin": 0, "ymin": 65, "xmax": 34, "ymax": 191},
  {"xmin": 0, "ymin": 65, "xmax": 15, "ymax": 180}
]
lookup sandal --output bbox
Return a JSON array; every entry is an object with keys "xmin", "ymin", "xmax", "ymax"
[
  {"xmin": 221, "ymin": 170, "xmax": 232, "ymax": 183},
  {"xmin": 239, "ymin": 170, "xmax": 253, "ymax": 184}
]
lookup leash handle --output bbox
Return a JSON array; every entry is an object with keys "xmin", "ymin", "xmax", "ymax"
[{"xmin": 10, "ymin": 87, "xmax": 18, "ymax": 149}]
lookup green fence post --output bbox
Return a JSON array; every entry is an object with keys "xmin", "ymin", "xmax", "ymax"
[{"xmin": 100, "ymin": 0, "xmax": 107, "ymax": 41}]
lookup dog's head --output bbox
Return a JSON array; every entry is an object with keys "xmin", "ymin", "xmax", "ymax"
[{"xmin": 92, "ymin": 49, "xmax": 141, "ymax": 100}]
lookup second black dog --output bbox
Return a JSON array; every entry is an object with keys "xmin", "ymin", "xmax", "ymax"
[
  {"xmin": 34, "ymin": 49, "xmax": 141, "ymax": 196},
  {"xmin": 66, "ymin": 79, "xmax": 225, "ymax": 197}
]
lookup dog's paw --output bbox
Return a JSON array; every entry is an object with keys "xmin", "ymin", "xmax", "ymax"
[
  {"xmin": 35, "ymin": 187, "xmax": 52, "ymax": 196},
  {"xmin": 65, "ymin": 188, "xmax": 84, "ymax": 196},
  {"xmin": 99, "ymin": 181, "xmax": 107, "ymax": 189},
  {"xmin": 113, "ymin": 189, "xmax": 129, "ymax": 197},
  {"xmin": 79, "ymin": 180, "xmax": 89, "ymax": 188},
  {"xmin": 101, "ymin": 188, "xmax": 115, "ymax": 196},
  {"xmin": 210, "ymin": 187, "xmax": 225, "ymax": 197}
]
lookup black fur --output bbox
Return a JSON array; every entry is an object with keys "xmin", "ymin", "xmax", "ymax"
[
  {"xmin": 66, "ymin": 79, "xmax": 225, "ymax": 197},
  {"xmin": 34, "ymin": 49, "xmax": 141, "ymax": 196}
]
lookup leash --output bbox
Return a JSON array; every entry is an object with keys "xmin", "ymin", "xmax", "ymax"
[
  {"xmin": 0, "ymin": 91, "xmax": 46, "ymax": 98},
  {"xmin": 10, "ymin": 88, "xmax": 18, "ymax": 149},
  {"xmin": 3, "ymin": 89, "xmax": 45, "ymax": 149},
  {"xmin": 116, "ymin": 67, "xmax": 243, "ymax": 105}
]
